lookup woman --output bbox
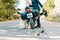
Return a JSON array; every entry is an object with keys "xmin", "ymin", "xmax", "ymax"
[{"xmin": 30, "ymin": 0, "xmax": 44, "ymax": 28}]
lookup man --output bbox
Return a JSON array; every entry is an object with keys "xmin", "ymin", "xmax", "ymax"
[
  {"xmin": 30, "ymin": 0, "xmax": 44, "ymax": 28},
  {"xmin": 15, "ymin": 0, "xmax": 32, "ymax": 28}
]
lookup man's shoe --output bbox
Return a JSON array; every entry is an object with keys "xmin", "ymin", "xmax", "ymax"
[
  {"xmin": 36, "ymin": 26, "xmax": 41, "ymax": 28},
  {"xmin": 41, "ymin": 30, "xmax": 44, "ymax": 33}
]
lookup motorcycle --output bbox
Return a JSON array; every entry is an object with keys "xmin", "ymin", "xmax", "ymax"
[{"xmin": 21, "ymin": 7, "xmax": 39, "ymax": 29}]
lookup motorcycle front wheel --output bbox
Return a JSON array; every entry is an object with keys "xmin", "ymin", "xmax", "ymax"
[{"xmin": 30, "ymin": 19, "xmax": 35, "ymax": 29}]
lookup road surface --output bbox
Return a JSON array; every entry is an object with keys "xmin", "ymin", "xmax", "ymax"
[{"xmin": 0, "ymin": 19, "xmax": 60, "ymax": 40}]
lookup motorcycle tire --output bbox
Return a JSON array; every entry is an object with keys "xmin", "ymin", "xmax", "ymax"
[{"xmin": 30, "ymin": 20, "xmax": 35, "ymax": 29}]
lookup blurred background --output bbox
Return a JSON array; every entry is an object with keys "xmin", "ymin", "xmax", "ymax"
[{"xmin": 0, "ymin": 0, "xmax": 60, "ymax": 22}]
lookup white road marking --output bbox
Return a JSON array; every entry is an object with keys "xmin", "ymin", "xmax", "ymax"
[
  {"xmin": 0, "ymin": 37, "xmax": 40, "ymax": 40},
  {"xmin": 0, "ymin": 35, "xmax": 60, "ymax": 40},
  {"xmin": 49, "ymin": 36, "xmax": 60, "ymax": 38},
  {"xmin": 15, "ymin": 35, "xmax": 60, "ymax": 38},
  {"xmin": 15, "ymin": 35, "xmax": 32, "ymax": 36},
  {"xmin": 10, "ymin": 26, "xmax": 18, "ymax": 27}
]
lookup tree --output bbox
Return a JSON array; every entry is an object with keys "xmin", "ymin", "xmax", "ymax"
[{"xmin": 0, "ymin": 0, "xmax": 18, "ymax": 21}]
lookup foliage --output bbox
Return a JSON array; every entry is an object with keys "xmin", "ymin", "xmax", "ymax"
[
  {"xmin": 44, "ymin": 0, "xmax": 55, "ymax": 13},
  {"xmin": 0, "ymin": 0, "xmax": 18, "ymax": 21},
  {"xmin": 44, "ymin": 0, "xmax": 60, "ymax": 22}
]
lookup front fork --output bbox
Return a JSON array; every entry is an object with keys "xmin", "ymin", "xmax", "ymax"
[
  {"xmin": 27, "ymin": 17, "xmax": 38, "ymax": 34},
  {"xmin": 27, "ymin": 18, "xmax": 32, "ymax": 34}
]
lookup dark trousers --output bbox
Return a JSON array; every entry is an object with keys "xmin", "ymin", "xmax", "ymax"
[{"xmin": 37, "ymin": 16, "xmax": 41, "ymax": 28}]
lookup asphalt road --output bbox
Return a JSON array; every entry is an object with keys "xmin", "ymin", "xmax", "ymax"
[{"xmin": 0, "ymin": 19, "xmax": 60, "ymax": 40}]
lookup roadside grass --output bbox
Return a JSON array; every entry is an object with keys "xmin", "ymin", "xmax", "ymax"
[
  {"xmin": 0, "ymin": 15, "xmax": 19, "ymax": 22},
  {"xmin": 45, "ymin": 15, "xmax": 60, "ymax": 22}
]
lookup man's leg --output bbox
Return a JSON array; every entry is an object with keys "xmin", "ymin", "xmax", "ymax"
[
  {"xmin": 24, "ymin": 20, "xmax": 27, "ymax": 28},
  {"xmin": 37, "ymin": 17, "xmax": 41, "ymax": 28}
]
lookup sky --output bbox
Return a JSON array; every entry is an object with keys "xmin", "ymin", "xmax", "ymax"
[
  {"xmin": 15, "ymin": 0, "xmax": 47, "ymax": 9},
  {"xmin": 39, "ymin": 0, "xmax": 47, "ymax": 5}
]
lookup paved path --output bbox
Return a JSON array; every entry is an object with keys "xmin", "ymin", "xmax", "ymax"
[{"xmin": 0, "ymin": 19, "xmax": 60, "ymax": 40}]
